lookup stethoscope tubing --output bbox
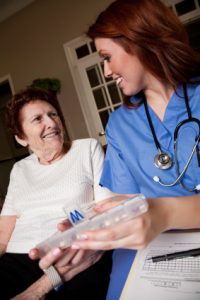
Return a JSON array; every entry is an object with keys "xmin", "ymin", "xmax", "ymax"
[
  {"xmin": 174, "ymin": 117, "xmax": 200, "ymax": 140},
  {"xmin": 145, "ymin": 83, "xmax": 200, "ymax": 191},
  {"xmin": 155, "ymin": 134, "xmax": 200, "ymax": 189}
]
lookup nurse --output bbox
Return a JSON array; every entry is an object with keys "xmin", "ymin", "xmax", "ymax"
[
  {"xmin": 68, "ymin": 0, "xmax": 200, "ymax": 299},
  {"xmin": 31, "ymin": 0, "xmax": 200, "ymax": 299}
]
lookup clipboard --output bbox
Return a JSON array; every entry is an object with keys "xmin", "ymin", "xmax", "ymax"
[{"xmin": 120, "ymin": 231, "xmax": 200, "ymax": 300}]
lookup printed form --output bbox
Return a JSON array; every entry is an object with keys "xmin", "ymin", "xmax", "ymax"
[{"xmin": 121, "ymin": 231, "xmax": 200, "ymax": 300}]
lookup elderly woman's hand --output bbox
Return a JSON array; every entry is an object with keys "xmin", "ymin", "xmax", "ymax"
[
  {"xmin": 54, "ymin": 249, "xmax": 103, "ymax": 282},
  {"xmin": 70, "ymin": 197, "xmax": 172, "ymax": 251},
  {"xmin": 29, "ymin": 245, "xmax": 104, "ymax": 283},
  {"xmin": 14, "ymin": 244, "xmax": 102, "ymax": 300},
  {"xmin": 29, "ymin": 211, "xmax": 104, "ymax": 282}
]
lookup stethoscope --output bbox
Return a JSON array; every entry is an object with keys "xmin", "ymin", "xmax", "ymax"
[{"xmin": 143, "ymin": 83, "xmax": 200, "ymax": 192}]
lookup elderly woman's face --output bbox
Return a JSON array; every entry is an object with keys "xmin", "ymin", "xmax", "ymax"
[{"xmin": 18, "ymin": 100, "xmax": 64, "ymax": 159}]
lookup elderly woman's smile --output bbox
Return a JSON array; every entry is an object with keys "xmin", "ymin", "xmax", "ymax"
[{"xmin": 42, "ymin": 129, "xmax": 61, "ymax": 139}]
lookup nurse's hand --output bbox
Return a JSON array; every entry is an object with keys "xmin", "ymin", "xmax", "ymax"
[{"xmin": 70, "ymin": 198, "xmax": 171, "ymax": 250}]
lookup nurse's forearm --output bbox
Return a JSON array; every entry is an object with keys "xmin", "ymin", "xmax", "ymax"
[{"xmin": 159, "ymin": 194, "xmax": 200, "ymax": 230}]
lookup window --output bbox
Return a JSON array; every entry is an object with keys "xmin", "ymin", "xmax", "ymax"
[{"xmin": 175, "ymin": 0, "xmax": 196, "ymax": 16}]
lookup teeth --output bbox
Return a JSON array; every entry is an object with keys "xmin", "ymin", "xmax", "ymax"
[
  {"xmin": 116, "ymin": 77, "xmax": 122, "ymax": 85},
  {"xmin": 43, "ymin": 131, "xmax": 58, "ymax": 138}
]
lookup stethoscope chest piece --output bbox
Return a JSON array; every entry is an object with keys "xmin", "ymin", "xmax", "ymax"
[{"xmin": 154, "ymin": 152, "xmax": 172, "ymax": 170}]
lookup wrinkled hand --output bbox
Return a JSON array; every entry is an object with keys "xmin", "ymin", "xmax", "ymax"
[
  {"xmin": 29, "ymin": 244, "xmax": 104, "ymax": 283},
  {"xmin": 11, "ymin": 248, "xmax": 102, "ymax": 300},
  {"xmin": 55, "ymin": 248, "xmax": 103, "ymax": 282},
  {"xmin": 70, "ymin": 197, "xmax": 171, "ymax": 251}
]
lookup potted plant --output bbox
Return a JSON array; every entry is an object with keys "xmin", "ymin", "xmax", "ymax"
[{"xmin": 29, "ymin": 78, "xmax": 61, "ymax": 95}]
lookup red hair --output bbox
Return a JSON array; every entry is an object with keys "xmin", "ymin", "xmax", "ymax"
[{"xmin": 87, "ymin": 0, "xmax": 200, "ymax": 107}]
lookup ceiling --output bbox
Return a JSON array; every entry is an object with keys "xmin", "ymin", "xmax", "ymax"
[{"xmin": 0, "ymin": 0, "xmax": 35, "ymax": 23}]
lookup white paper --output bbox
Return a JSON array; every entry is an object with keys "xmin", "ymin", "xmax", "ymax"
[{"xmin": 121, "ymin": 232, "xmax": 200, "ymax": 300}]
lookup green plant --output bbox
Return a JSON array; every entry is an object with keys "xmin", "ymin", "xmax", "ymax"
[{"xmin": 30, "ymin": 78, "xmax": 61, "ymax": 95}]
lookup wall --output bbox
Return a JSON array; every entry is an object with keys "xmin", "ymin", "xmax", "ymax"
[{"xmin": 0, "ymin": 0, "xmax": 113, "ymax": 139}]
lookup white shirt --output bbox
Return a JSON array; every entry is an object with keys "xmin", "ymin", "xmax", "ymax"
[{"xmin": 1, "ymin": 138, "xmax": 113, "ymax": 253}]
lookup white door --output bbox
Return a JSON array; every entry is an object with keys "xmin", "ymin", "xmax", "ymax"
[{"xmin": 64, "ymin": 37, "xmax": 123, "ymax": 146}]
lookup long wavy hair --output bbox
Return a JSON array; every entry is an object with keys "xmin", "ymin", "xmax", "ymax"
[{"xmin": 87, "ymin": 0, "xmax": 200, "ymax": 107}]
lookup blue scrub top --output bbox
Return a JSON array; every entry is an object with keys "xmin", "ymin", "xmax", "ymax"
[{"xmin": 100, "ymin": 83, "xmax": 200, "ymax": 300}]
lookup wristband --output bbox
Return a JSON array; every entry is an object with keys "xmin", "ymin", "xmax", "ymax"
[{"xmin": 44, "ymin": 266, "xmax": 63, "ymax": 289}]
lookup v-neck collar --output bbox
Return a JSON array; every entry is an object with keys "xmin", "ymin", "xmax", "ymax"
[
  {"xmin": 141, "ymin": 102, "xmax": 172, "ymax": 151},
  {"xmin": 140, "ymin": 85, "xmax": 188, "ymax": 151}
]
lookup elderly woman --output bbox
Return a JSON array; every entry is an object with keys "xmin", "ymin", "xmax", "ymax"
[{"xmin": 0, "ymin": 87, "xmax": 114, "ymax": 300}]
